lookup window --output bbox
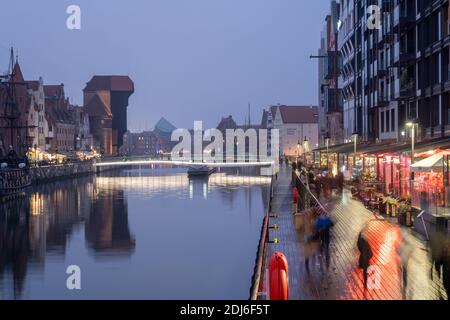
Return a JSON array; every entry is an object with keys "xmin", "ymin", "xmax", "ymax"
[
  {"xmin": 391, "ymin": 109, "xmax": 396, "ymax": 132},
  {"xmin": 381, "ymin": 111, "xmax": 385, "ymax": 132},
  {"xmin": 386, "ymin": 110, "xmax": 390, "ymax": 132}
]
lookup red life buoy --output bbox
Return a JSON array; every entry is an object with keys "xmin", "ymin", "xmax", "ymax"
[{"xmin": 269, "ymin": 252, "xmax": 289, "ymax": 300}]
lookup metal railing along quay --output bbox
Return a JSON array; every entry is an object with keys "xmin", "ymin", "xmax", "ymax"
[
  {"xmin": 249, "ymin": 176, "xmax": 274, "ymax": 300},
  {"xmin": 292, "ymin": 170, "xmax": 328, "ymax": 214}
]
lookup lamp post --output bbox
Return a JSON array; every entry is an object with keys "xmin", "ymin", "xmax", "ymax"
[
  {"xmin": 34, "ymin": 145, "xmax": 37, "ymax": 167},
  {"xmin": 297, "ymin": 140, "xmax": 301, "ymax": 162},
  {"xmin": 303, "ymin": 136, "xmax": 309, "ymax": 164},
  {"xmin": 325, "ymin": 134, "xmax": 330, "ymax": 170},
  {"xmin": 353, "ymin": 132, "xmax": 358, "ymax": 155},
  {"xmin": 406, "ymin": 122, "xmax": 417, "ymax": 165}
]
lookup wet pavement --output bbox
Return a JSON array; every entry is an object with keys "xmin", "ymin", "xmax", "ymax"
[{"xmin": 268, "ymin": 166, "xmax": 448, "ymax": 300}]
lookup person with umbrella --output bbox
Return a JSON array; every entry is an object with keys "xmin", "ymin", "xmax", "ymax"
[{"xmin": 316, "ymin": 212, "xmax": 334, "ymax": 269}]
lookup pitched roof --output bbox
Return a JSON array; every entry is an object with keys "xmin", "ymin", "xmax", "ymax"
[
  {"xmin": 48, "ymin": 106, "xmax": 74, "ymax": 124},
  {"xmin": 217, "ymin": 115, "xmax": 237, "ymax": 131},
  {"xmin": 84, "ymin": 76, "xmax": 134, "ymax": 92},
  {"xmin": 261, "ymin": 110, "xmax": 268, "ymax": 129},
  {"xmin": 25, "ymin": 81, "xmax": 40, "ymax": 91},
  {"xmin": 275, "ymin": 105, "xmax": 319, "ymax": 124},
  {"xmin": 154, "ymin": 117, "xmax": 176, "ymax": 134},
  {"xmin": 12, "ymin": 62, "xmax": 24, "ymax": 82},
  {"xmin": 44, "ymin": 84, "xmax": 64, "ymax": 98}
]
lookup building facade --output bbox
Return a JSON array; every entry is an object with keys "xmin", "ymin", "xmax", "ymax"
[
  {"xmin": 25, "ymin": 78, "xmax": 46, "ymax": 151},
  {"xmin": 268, "ymin": 105, "xmax": 319, "ymax": 158},
  {"xmin": 84, "ymin": 76, "xmax": 134, "ymax": 156},
  {"xmin": 337, "ymin": 0, "xmax": 450, "ymax": 144},
  {"xmin": 319, "ymin": 0, "xmax": 345, "ymax": 146},
  {"xmin": 0, "ymin": 61, "xmax": 33, "ymax": 157},
  {"xmin": 44, "ymin": 84, "xmax": 77, "ymax": 153},
  {"xmin": 69, "ymin": 105, "xmax": 93, "ymax": 151}
]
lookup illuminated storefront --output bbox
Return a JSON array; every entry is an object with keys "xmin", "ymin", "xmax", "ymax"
[{"xmin": 411, "ymin": 151, "xmax": 450, "ymax": 217}]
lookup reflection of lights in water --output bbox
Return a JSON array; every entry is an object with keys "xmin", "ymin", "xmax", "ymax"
[
  {"xmin": 30, "ymin": 193, "xmax": 44, "ymax": 216},
  {"xmin": 189, "ymin": 181, "xmax": 193, "ymax": 199},
  {"xmin": 203, "ymin": 183, "xmax": 208, "ymax": 199},
  {"xmin": 95, "ymin": 174, "xmax": 271, "ymax": 192}
]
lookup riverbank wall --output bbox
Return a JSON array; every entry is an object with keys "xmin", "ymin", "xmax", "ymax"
[
  {"xmin": 29, "ymin": 161, "xmax": 129, "ymax": 185},
  {"xmin": 30, "ymin": 161, "xmax": 95, "ymax": 185}
]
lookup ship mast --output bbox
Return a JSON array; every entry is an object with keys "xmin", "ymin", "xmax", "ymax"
[{"xmin": 0, "ymin": 48, "xmax": 35, "ymax": 156}]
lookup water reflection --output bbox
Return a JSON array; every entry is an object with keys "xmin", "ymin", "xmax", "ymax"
[
  {"xmin": 0, "ymin": 168, "xmax": 270, "ymax": 299},
  {"xmin": 86, "ymin": 189, "xmax": 135, "ymax": 256}
]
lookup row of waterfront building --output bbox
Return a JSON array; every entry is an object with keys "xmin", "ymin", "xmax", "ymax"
[
  {"xmin": 0, "ymin": 50, "xmax": 134, "ymax": 160},
  {"xmin": 318, "ymin": 0, "xmax": 450, "ymax": 146}
]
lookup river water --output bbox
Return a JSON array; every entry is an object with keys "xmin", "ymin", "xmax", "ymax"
[{"xmin": 0, "ymin": 167, "xmax": 270, "ymax": 300}]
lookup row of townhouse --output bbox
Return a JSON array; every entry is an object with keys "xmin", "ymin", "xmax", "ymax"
[{"xmin": 0, "ymin": 56, "xmax": 93, "ymax": 159}]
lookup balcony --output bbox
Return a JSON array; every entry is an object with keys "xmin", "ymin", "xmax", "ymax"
[
  {"xmin": 381, "ymin": 0, "xmax": 393, "ymax": 12},
  {"xmin": 393, "ymin": 42, "xmax": 415, "ymax": 66},
  {"xmin": 394, "ymin": 78, "xmax": 415, "ymax": 100},
  {"xmin": 377, "ymin": 93, "xmax": 389, "ymax": 107},
  {"xmin": 393, "ymin": 5, "xmax": 415, "ymax": 31}
]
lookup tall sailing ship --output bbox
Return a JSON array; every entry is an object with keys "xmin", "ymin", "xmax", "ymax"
[{"xmin": 0, "ymin": 49, "xmax": 32, "ymax": 199}]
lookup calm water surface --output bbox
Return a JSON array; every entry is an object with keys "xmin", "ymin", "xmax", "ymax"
[{"xmin": 0, "ymin": 168, "xmax": 270, "ymax": 299}]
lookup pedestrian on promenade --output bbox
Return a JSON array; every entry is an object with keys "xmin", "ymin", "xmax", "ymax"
[
  {"xmin": 337, "ymin": 172, "xmax": 344, "ymax": 193},
  {"xmin": 316, "ymin": 213, "xmax": 334, "ymax": 269},
  {"xmin": 303, "ymin": 208, "xmax": 320, "ymax": 274},
  {"xmin": 397, "ymin": 232, "xmax": 414, "ymax": 299},
  {"xmin": 357, "ymin": 230, "xmax": 373, "ymax": 289},
  {"xmin": 315, "ymin": 178, "xmax": 322, "ymax": 200},
  {"xmin": 429, "ymin": 226, "xmax": 447, "ymax": 280},
  {"xmin": 442, "ymin": 244, "xmax": 450, "ymax": 300}
]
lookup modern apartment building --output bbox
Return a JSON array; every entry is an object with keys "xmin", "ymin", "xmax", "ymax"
[
  {"xmin": 338, "ymin": 0, "xmax": 450, "ymax": 143},
  {"xmin": 318, "ymin": 0, "xmax": 345, "ymax": 146}
]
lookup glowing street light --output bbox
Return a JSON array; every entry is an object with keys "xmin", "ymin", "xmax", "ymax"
[
  {"xmin": 325, "ymin": 133, "xmax": 331, "ymax": 169},
  {"xmin": 406, "ymin": 122, "xmax": 417, "ymax": 165}
]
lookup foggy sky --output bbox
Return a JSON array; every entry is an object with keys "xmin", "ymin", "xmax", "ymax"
[{"xmin": 0, "ymin": 0, "xmax": 330, "ymax": 131}]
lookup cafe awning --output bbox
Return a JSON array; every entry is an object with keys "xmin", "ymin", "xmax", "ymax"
[{"xmin": 411, "ymin": 151, "xmax": 450, "ymax": 172}]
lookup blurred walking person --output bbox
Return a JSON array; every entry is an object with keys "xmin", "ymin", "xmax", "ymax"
[
  {"xmin": 429, "ymin": 225, "xmax": 447, "ymax": 281},
  {"xmin": 316, "ymin": 213, "xmax": 334, "ymax": 269},
  {"xmin": 397, "ymin": 232, "xmax": 414, "ymax": 299},
  {"xmin": 303, "ymin": 208, "xmax": 320, "ymax": 274},
  {"xmin": 357, "ymin": 230, "xmax": 373, "ymax": 289},
  {"xmin": 442, "ymin": 244, "xmax": 450, "ymax": 300}
]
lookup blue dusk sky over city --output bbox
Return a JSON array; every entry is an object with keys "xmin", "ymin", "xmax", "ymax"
[{"xmin": 0, "ymin": 0, "xmax": 329, "ymax": 131}]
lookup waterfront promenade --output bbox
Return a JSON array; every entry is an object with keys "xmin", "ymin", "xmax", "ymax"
[{"xmin": 267, "ymin": 166, "xmax": 448, "ymax": 300}]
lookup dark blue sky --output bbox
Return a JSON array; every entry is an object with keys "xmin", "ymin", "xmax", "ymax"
[{"xmin": 0, "ymin": 0, "xmax": 330, "ymax": 131}]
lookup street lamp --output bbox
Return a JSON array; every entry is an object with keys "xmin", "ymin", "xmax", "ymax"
[
  {"xmin": 352, "ymin": 132, "xmax": 358, "ymax": 154},
  {"xmin": 325, "ymin": 133, "xmax": 331, "ymax": 170},
  {"xmin": 303, "ymin": 136, "xmax": 309, "ymax": 164},
  {"xmin": 34, "ymin": 145, "xmax": 37, "ymax": 167},
  {"xmin": 406, "ymin": 121, "xmax": 418, "ymax": 165}
]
